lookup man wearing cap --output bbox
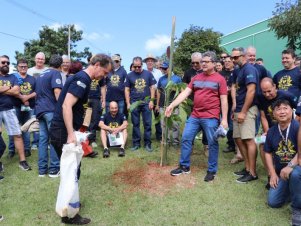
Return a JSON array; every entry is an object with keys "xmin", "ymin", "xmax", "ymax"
[
  {"xmin": 103, "ymin": 54, "xmax": 127, "ymax": 114},
  {"xmin": 125, "ymin": 56, "xmax": 156, "ymax": 151},
  {"xmin": 143, "ymin": 54, "xmax": 163, "ymax": 141},
  {"xmin": 156, "ymin": 62, "xmax": 182, "ymax": 146}
]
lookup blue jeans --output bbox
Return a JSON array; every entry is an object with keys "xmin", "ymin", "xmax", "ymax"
[
  {"xmin": 268, "ymin": 166, "xmax": 301, "ymax": 209},
  {"xmin": 38, "ymin": 112, "xmax": 60, "ymax": 174},
  {"xmin": 8, "ymin": 107, "xmax": 33, "ymax": 153},
  {"xmin": 131, "ymin": 103, "xmax": 152, "ymax": 147},
  {"xmin": 180, "ymin": 116, "xmax": 219, "ymax": 173},
  {"xmin": 106, "ymin": 100, "xmax": 125, "ymax": 115}
]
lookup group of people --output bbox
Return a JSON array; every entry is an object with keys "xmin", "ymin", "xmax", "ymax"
[{"xmin": 0, "ymin": 45, "xmax": 301, "ymax": 224}]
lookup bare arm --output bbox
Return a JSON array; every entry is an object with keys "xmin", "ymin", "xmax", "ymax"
[
  {"xmin": 220, "ymin": 95, "xmax": 228, "ymax": 128},
  {"xmin": 98, "ymin": 121, "xmax": 113, "ymax": 132},
  {"xmin": 0, "ymin": 86, "xmax": 10, "ymax": 93},
  {"xmin": 54, "ymin": 88, "xmax": 61, "ymax": 101},
  {"xmin": 4, "ymin": 85, "xmax": 20, "ymax": 97},
  {"xmin": 62, "ymin": 93, "xmax": 78, "ymax": 144},
  {"xmin": 19, "ymin": 92, "xmax": 36, "ymax": 103},
  {"xmin": 260, "ymin": 110, "xmax": 269, "ymax": 134},
  {"xmin": 231, "ymin": 84, "xmax": 236, "ymax": 112},
  {"xmin": 149, "ymin": 85, "xmax": 155, "ymax": 110},
  {"xmin": 125, "ymin": 87, "xmax": 130, "ymax": 109},
  {"xmin": 265, "ymin": 152, "xmax": 278, "ymax": 189},
  {"xmin": 101, "ymin": 85, "xmax": 106, "ymax": 108}
]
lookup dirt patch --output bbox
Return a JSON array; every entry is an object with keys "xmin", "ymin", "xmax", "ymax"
[{"xmin": 112, "ymin": 159, "xmax": 205, "ymax": 196}]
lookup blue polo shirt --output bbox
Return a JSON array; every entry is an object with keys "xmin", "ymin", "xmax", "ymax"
[
  {"xmin": 157, "ymin": 74, "xmax": 182, "ymax": 107},
  {"xmin": 258, "ymin": 90, "xmax": 297, "ymax": 127},
  {"xmin": 0, "ymin": 74, "xmax": 19, "ymax": 111},
  {"xmin": 125, "ymin": 70, "xmax": 156, "ymax": 103},
  {"xmin": 264, "ymin": 119, "xmax": 299, "ymax": 175},
  {"xmin": 233, "ymin": 63, "xmax": 259, "ymax": 112},
  {"xmin": 52, "ymin": 71, "xmax": 91, "ymax": 130},
  {"xmin": 14, "ymin": 74, "xmax": 36, "ymax": 108},
  {"xmin": 105, "ymin": 66, "xmax": 127, "ymax": 102},
  {"xmin": 273, "ymin": 67, "xmax": 301, "ymax": 100},
  {"xmin": 35, "ymin": 69, "xmax": 63, "ymax": 118}
]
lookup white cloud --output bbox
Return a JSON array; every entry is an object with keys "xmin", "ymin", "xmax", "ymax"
[
  {"xmin": 83, "ymin": 32, "xmax": 112, "ymax": 41},
  {"xmin": 145, "ymin": 34, "xmax": 170, "ymax": 52}
]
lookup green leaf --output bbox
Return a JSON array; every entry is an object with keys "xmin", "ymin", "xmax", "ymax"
[
  {"xmin": 130, "ymin": 100, "xmax": 143, "ymax": 112},
  {"xmin": 153, "ymin": 112, "xmax": 161, "ymax": 124}
]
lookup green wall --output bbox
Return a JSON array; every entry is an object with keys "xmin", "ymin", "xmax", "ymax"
[{"xmin": 220, "ymin": 19, "xmax": 287, "ymax": 75}]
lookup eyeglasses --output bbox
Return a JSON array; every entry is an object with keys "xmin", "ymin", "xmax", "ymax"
[
  {"xmin": 133, "ymin": 65, "xmax": 142, "ymax": 69},
  {"xmin": 191, "ymin": 62, "xmax": 200, "ymax": 65},
  {"xmin": 1, "ymin": 61, "xmax": 10, "ymax": 65},
  {"xmin": 231, "ymin": 55, "xmax": 241, "ymax": 60},
  {"xmin": 201, "ymin": 60, "xmax": 213, "ymax": 64},
  {"xmin": 18, "ymin": 65, "xmax": 28, "ymax": 69},
  {"xmin": 114, "ymin": 60, "xmax": 120, "ymax": 63},
  {"xmin": 160, "ymin": 67, "xmax": 167, "ymax": 70},
  {"xmin": 221, "ymin": 56, "xmax": 227, "ymax": 59}
]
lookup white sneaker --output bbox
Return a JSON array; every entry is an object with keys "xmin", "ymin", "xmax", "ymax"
[
  {"xmin": 49, "ymin": 171, "xmax": 60, "ymax": 178},
  {"xmin": 91, "ymin": 142, "xmax": 98, "ymax": 148}
]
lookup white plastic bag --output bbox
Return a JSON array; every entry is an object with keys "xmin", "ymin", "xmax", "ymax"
[{"xmin": 55, "ymin": 142, "xmax": 84, "ymax": 218}]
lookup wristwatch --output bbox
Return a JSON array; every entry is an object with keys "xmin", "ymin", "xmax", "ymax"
[{"xmin": 288, "ymin": 161, "xmax": 297, "ymax": 169}]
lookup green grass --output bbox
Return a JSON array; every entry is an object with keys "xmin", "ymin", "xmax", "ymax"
[{"xmin": 0, "ymin": 120, "xmax": 292, "ymax": 226}]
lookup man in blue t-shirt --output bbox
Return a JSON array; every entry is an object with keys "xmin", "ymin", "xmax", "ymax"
[
  {"xmin": 35, "ymin": 54, "xmax": 63, "ymax": 177},
  {"xmin": 156, "ymin": 62, "xmax": 182, "ymax": 146},
  {"xmin": 0, "ymin": 55, "xmax": 31, "ymax": 171},
  {"xmin": 231, "ymin": 47, "xmax": 259, "ymax": 183},
  {"xmin": 99, "ymin": 101, "xmax": 128, "ymax": 158},
  {"xmin": 273, "ymin": 49, "xmax": 301, "ymax": 101},
  {"xmin": 125, "ymin": 56, "xmax": 156, "ymax": 151},
  {"xmin": 8, "ymin": 59, "xmax": 36, "ymax": 158},
  {"xmin": 103, "ymin": 54, "xmax": 127, "ymax": 114},
  {"xmin": 264, "ymin": 99, "xmax": 301, "ymax": 226},
  {"xmin": 49, "ymin": 54, "xmax": 112, "ymax": 225}
]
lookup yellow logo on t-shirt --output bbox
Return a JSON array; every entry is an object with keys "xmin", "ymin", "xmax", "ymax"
[
  {"xmin": 278, "ymin": 75, "xmax": 292, "ymax": 91},
  {"xmin": 0, "ymin": 80, "xmax": 11, "ymax": 87},
  {"xmin": 109, "ymin": 122, "xmax": 119, "ymax": 128},
  {"xmin": 90, "ymin": 79, "xmax": 99, "ymax": 91},
  {"xmin": 267, "ymin": 105, "xmax": 276, "ymax": 123},
  {"xmin": 20, "ymin": 82, "xmax": 32, "ymax": 95},
  {"xmin": 275, "ymin": 139, "xmax": 296, "ymax": 163},
  {"xmin": 135, "ymin": 78, "xmax": 146, "ymax": 93},
  {"xmin": 110, "ymin": 74, "xmax": 120, "ymax": 87}
]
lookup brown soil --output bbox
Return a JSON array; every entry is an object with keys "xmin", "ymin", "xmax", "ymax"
[{"xmin": 112, "ymin": 159, "xmax": 205, "ymax": 196}]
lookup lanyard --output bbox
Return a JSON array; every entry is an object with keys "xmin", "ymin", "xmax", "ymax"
[{"xmin": 278, "ymin": 122, "xmax": 291, "ymax": 145}]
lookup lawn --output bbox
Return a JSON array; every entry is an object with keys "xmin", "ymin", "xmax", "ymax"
[{"xmin": 0, "ymin": 118, "xmax": 292, "ymax": 226}]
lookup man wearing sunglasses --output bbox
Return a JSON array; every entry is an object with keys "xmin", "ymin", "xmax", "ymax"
[
  {"xmin": 125, "ymin": 56, "xmax": 156, "ymax": 152},
  {"xmin": 0, "ymin": 55, "xmax": 31, "ymax": 171},
  {"xmin": 231, "ymin": 47, "xmax": 259, "ymax": 183},
  {"xmin": 264, "ymin": 99, "xmax": 301, "ymax": 226}
]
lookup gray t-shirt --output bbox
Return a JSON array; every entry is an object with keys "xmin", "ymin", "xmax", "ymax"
[{"xmin": 27, "ymin": 66, "xmax": 48, "ymax": 78}]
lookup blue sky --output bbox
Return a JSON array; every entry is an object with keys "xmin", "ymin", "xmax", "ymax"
[{"xmin": 1, "ymin": 0, "xmax": 279, "ymax": 70}]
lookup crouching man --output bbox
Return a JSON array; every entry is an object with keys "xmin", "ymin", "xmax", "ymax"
[
  {"xmin": 264, "ymin": 99, "xmax": 301, "ymax": 225},
  {"xmin": 99, "ymin": 101, "xmax": 128, "ymax": 158}
]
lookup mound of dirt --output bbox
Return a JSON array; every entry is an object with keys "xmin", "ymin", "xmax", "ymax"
[{"xmin": 112, "ymin": 159, "xmax": 201, "ymax": 196}]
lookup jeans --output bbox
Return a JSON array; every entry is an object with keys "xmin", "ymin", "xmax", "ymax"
[
  {"xmin": 106, "ymin": 100, "xmax": 125, "ymax": 115},
  {"xmin": 268, "ymin": 166, "xmax": 301, "ymax": 209},
  {"xmin": 88, "ymin": 99, "xmax": 102, "ymax": 143},
  {"xmin": 180, "ymin": 116, "xmax": 219, "ymax": 173},
  {"xmin": 226, "ymin": 103, "xmax": 235, "ymax": 149},
  {"xmin": 8, "ymin": 107, "xmax": 33, "ymax": 153},
  {"xmin": 154, "ymin": 107, "xmax": 162, "ymax": 140},
  {"xmin": 38, "ymin": 112, "xmax": 60, "ymax": 174},
  {"xmin": 131, "ymin": 103, "xmax": 152, "ymax": 147}
]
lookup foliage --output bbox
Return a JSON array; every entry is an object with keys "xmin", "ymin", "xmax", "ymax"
[
  {"xmin": 268, "ymin": 0, "xmax": 301, "ymax": 50},
  {"xmin": 15, "ymin": 24, "xmax": 91, "ymax": 67},
  {"xmin": 173, "ymin": 25, "xmax": 224, "ymax": 74}
]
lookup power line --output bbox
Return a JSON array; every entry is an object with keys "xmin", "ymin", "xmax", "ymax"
[{"xmin": 0, "ymin": 31, "xmax": 29, "ymax": 41}]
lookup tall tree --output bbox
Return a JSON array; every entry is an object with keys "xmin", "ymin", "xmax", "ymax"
[
  {"xmin": 15, "ymin": 24, "xmax": 91, "ymax": 67},
  {"xmin": 174, "ymin": 25, "xmax": 224, "ymax": 74},
  {"xmin": 268, "ymin": 0, "xmax": 301, "ymax": 50}
]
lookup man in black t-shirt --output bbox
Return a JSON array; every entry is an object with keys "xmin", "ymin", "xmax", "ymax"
[
  {"xmin": 49, "ymin": 54, "xmax": 112, "ymax": 225},
  {"xmin": 99, "ymin": 101, "xmax": 128, "ymax": 158}
]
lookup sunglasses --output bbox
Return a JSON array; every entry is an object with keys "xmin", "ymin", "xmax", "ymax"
[
  {"xmin": 114, "ymin": 60, "xmax": 120, "ymax": 63},
  {"xmin": 1, "ymin": 61, "xmax": 10, "ymax": 65},
  {"xmin": 18, "ymin": 66, "xmax": 28, "ymax": 69},
  {"xmin": 221, "ymin": 56, "xmax": 227, "ymax": 59},
  {"xmin": 231, "ymin": 55, "xmax": 241, "ymax": 60},
  {"xmin": 133, "ymin": 65, "xmax": 141, "ymax": 69},
  {"xmin": 160, "ymin": 67, "xmax": 167, "ymax": 70}
]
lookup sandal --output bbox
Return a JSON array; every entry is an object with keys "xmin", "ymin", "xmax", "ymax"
[{"xmin": 230, "ymin": 156, "xmax": 244, "ymax": 164}]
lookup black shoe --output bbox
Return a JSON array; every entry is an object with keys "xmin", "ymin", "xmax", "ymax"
[
  {"xmin": 0, "ymin": 162, "xmax": 3, "ymax": 173},
  {"xmin": 19, "ymin": 161, "xmax": 32, "ymax": 171},
  {"xmin": 233, "ymin": 168, "xmax": 248, "ymax": 176},
  {"xmin": 103, "ymin": 148, "xmax": 110, "ymax": 158},
  {"xmin": 61, "ymin": 214, "xmax": 91, "ymax": 225},
  {"xmin": 0, "ymin": 215, "xmax": 3, "ymax": 221},
  {"xmin": 145, "ymin": 144, "xmax": 153, "ymax": 152},
  {"xmin": 170, "ymin": 166, "xmax": 191, "ymax": 176},
  {"xmin": 130, "ymin": 145, "xmax": 140, "ymax": 151},
  {"xmin": 87, "ymin": 151, "xmax": 98, "ymax": 158},
  {"xmin": 265, "ymin": 176, "xmax": 271, "ymax": 190},
  {"xmin": 118, "ymin": 148, "xmax": 125, "ymax": 157},
  {"xmin": 0, "ymin": 175, "xmax": 4, "ymax": 181},
  {"xmin": 25, "ymin": 151, "xmax": 31, "ymax": 157},
  {"xmin": 204, "ymin": 171, "xmax": 216, "ymax": 182},
  {"xmin": 236, "ymin": 172, "xmax": 258, "ymax": 183},
  {"xmin": 223, "ymin": 147, "xmax": 235, "ymax": 153}
]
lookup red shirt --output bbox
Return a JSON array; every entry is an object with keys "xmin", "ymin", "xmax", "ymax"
[{"xmin": 188, "ymin": 72, "xmax": 227, "ymax": 119}]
